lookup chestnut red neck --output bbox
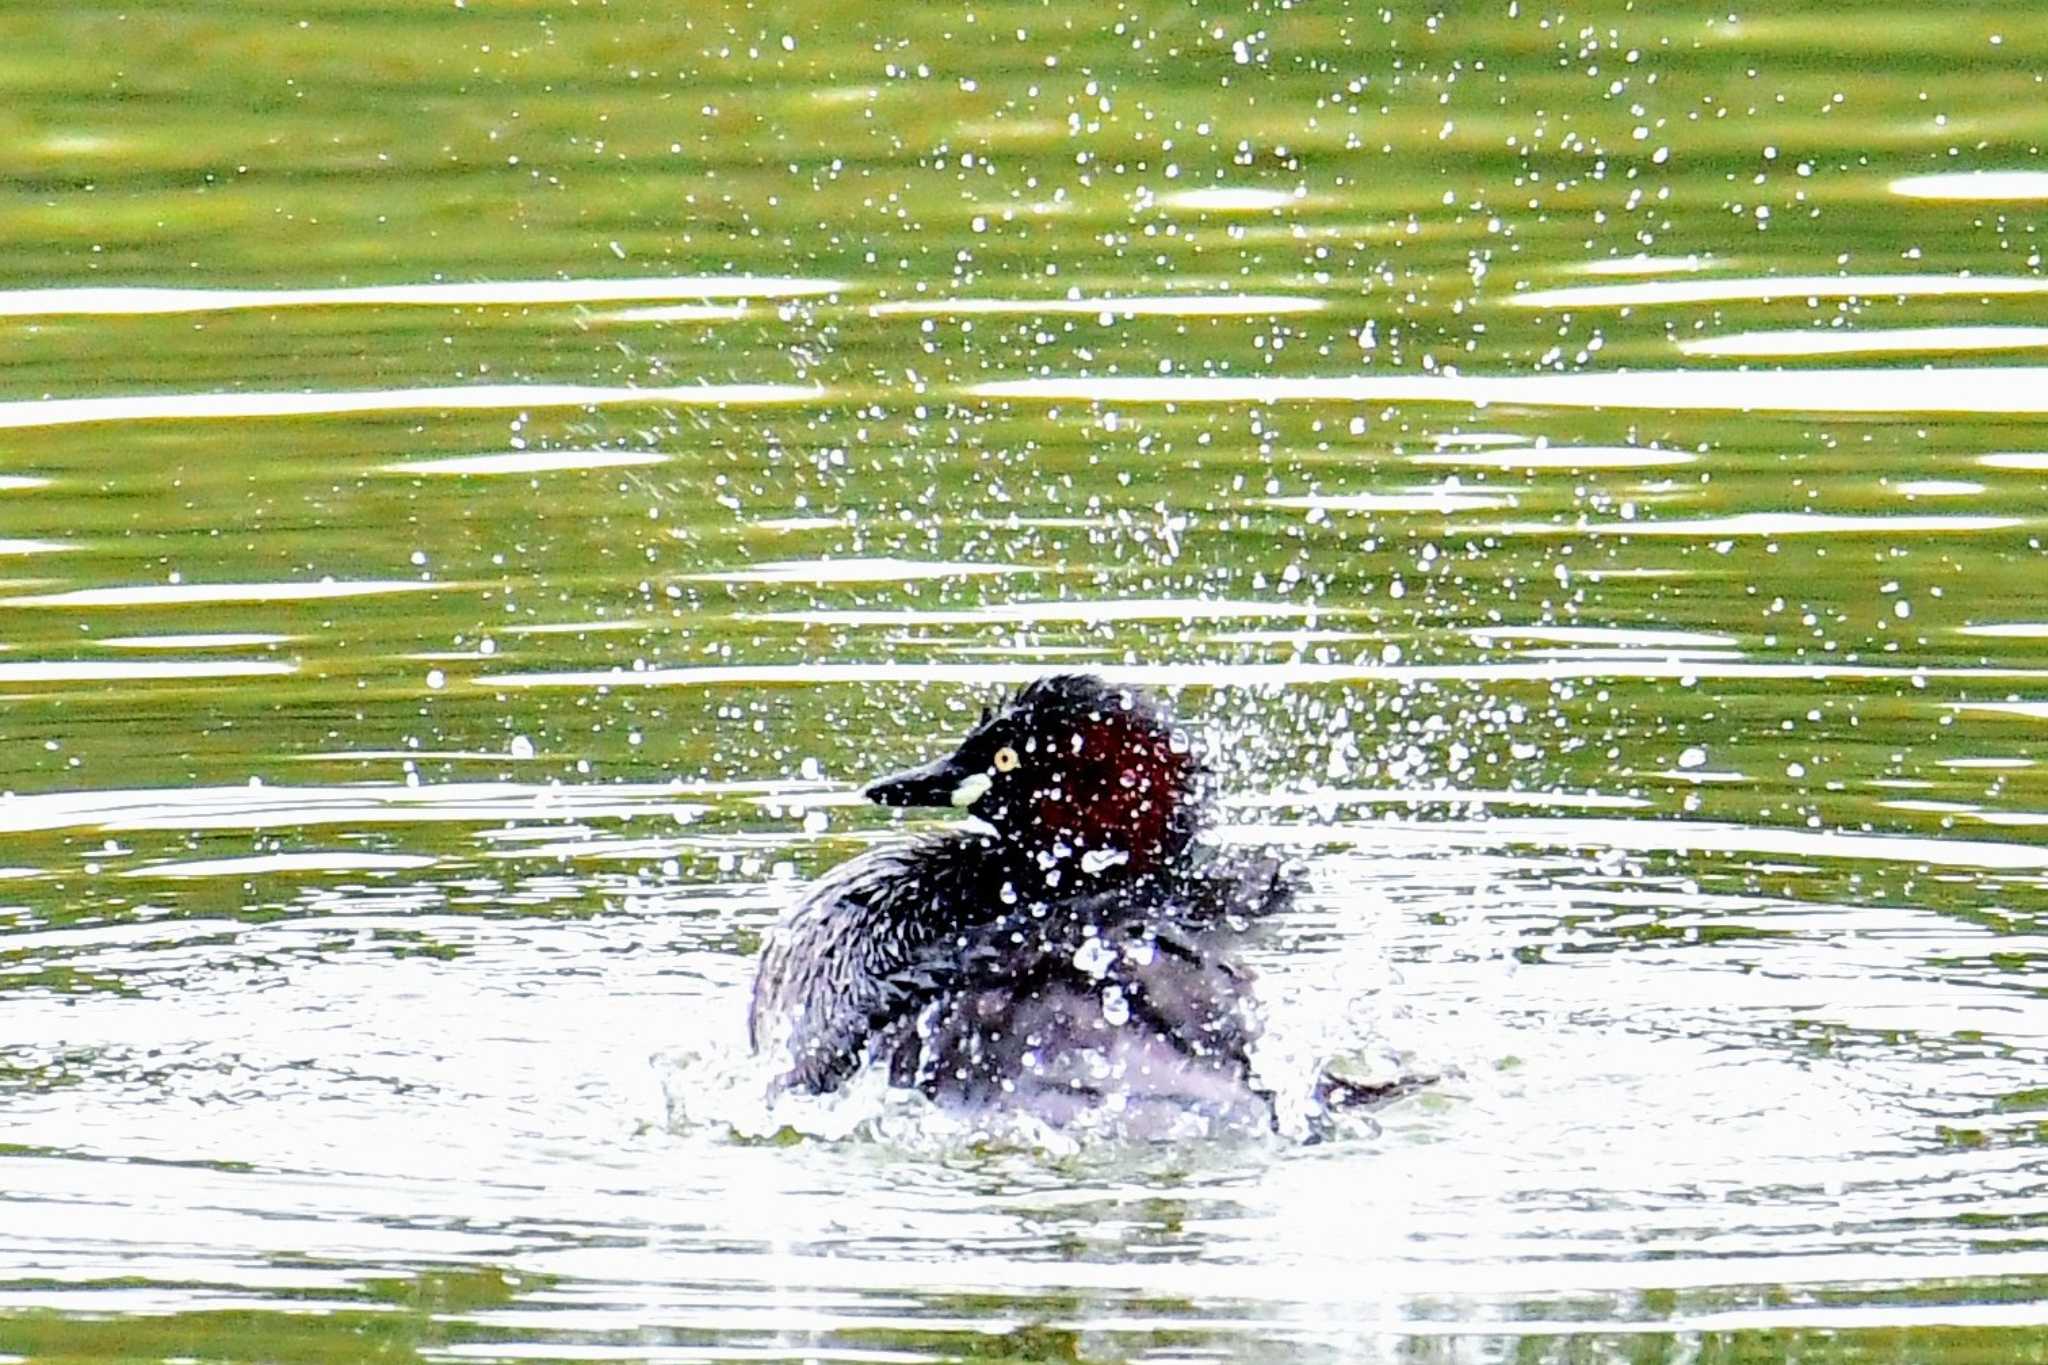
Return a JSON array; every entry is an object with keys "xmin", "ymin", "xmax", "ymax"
[{"xmin": 1020, "ymin": 707, "xmax": 1200, "ymax": 882}]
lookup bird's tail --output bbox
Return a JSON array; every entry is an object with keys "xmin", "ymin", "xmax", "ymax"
[{"xmin": 1314, "ymin": 1069, "xmax": 1439, "ymax": 1112}]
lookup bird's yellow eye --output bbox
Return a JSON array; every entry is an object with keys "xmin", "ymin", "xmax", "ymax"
[{"xmin": 992, "ymin": 746, "xmax": 1020, "ymax": 773}]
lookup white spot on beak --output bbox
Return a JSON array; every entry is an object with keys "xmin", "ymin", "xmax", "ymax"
[{"xmin": 950, "ymin": 772, "xmax": 993, "ymax": 807}]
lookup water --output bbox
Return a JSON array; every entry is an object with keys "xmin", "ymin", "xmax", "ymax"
[{"xmin": 4, "ymin": 1, "xmax": 2048, "ymax": 1359}]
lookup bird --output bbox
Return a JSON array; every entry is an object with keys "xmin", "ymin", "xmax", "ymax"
[{"xmin": 748, "ymin": 673, "xmax": 1417, "ymax": 1134}]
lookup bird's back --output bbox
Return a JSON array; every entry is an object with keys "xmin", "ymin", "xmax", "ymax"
[{"xmin": 752, "ymin": 835, "xmax": 1295, "ymax": 1128}]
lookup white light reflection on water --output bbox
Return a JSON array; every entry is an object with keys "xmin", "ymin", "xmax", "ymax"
[
  {"xmin": 381, "ymin": 449, "xmax": 672, "ymax": 476},
  {"xmin": 1226, "ymin": 815, "xmax": 2048, "ymax": 871},
  {"xmin": 0, "ymin": 659, "xmax": 294, "ymax": 682},
  {"xmin": 592, "ymin": 303, "xmax": 754, "ymax": 323},
  {"xmin": 0, "ymin": 579, "xmax": 443, "ymax": 608},
  {"xmin": 0, "ymin": 780, "xmax": 730, "ymax": 835},
  {"xmin": 747, "ymin": 598, "xmax": 1340, "ymax": 627},
  {"xmin": 1493, "ymin": 511, "xmax": 2024, "ymax": 536},
  {"xmin": 868, "ymin": 293, "xmax": 1325, "ymax": 318},
  {"xmin": 99, "ymin": 632, "xmax": 296, "ymax": 650},
  {"xmin": 1265, "ymin": 488, "xmax": 1518, "ymax": 513},
  {"xmin": 1157, "ymin": 186, "xmax": 1300, "ymax": 211},
  {"xmin": 1890, "ymin": 170, "xmax": 2048, "ymax": 200},
  {"xmin": 1679, "ymin": 325, "xmax": 2048, "ymax": 358},
  {"xmin": 1411, "ymin": 445, "xmax": 1694, "ymax": 470},
  {"xmin": 1467, "ymin": 625, "xmax": 1737, "ymax": 648},
  {"xmin": 1958, "ymin": 624, "xmax": 2048, "ymax": 638},
  {"xmin": 0, "ymin": 382, "xmax": 826, "ymax": 432},
  {"xmin": 0, "ymin": 276, "xmax": 844, "ymax": 317},
  {"xmin": 973, "ymin": 367, "xmax": 2048, "ymax": 413},
  {"xmin": 472, "ymin": 657, "xmax": 2048, "ymax": 691},
  {"xmin": 1506, "ymin": 273, "xmax": 2048, "ymax": 309},
  {"xmin": 1576, "ymin": 254, "xmax": 1710, "ymax": 276},
  {"xmin": 1894, "ymin": 480, "xmax": 1984, "ymax": 497},
  {"xmin": 1948, "ymin": 700, "xmax": 2048, "ymax": 721},
  {"xmin": 501, "ymin": 618, "xmax": 655, "ymax": 636},
  {"xmin": 119, "ymin": 851, "xmax": 439, "ymax": 880},
  {"xmin": 680, "ymin": 557, "xmax": 1036, "ymax": 584}
]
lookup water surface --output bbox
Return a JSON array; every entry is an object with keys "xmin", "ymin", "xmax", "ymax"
[{"xmin": 4, "ymin": 1, "xmax": 2048, "ymax": 1360}]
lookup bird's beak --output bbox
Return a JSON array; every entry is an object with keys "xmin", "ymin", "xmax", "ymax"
[{"xmin": 864, "ymin": 754, "xmax": 992, "ymax": 809}]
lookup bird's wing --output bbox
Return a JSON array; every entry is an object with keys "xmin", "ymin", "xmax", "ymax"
[{"xmin": 750, "ymin": 840, "xmax": 994, "ymax": 1095}]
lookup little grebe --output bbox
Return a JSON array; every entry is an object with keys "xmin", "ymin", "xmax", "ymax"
[{"xmin": 749, "ymin": 674, "xmax": 1405, "ymax": 1129}]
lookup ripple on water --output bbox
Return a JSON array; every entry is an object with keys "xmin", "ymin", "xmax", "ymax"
[
  {"xmin": 1156, "ymin": 186, "xmax": 1300, "ymax": 212},
  {"xmin": 0, "ymin": 382, "xmax": 828, "ymax": 432},
  {"xmin": 1889, "ymin": 170, "xmax": 2048, "ymax": 200},
  {"xmin": 868, "ymin": 292, "xmax": 1327, "ymax": 318},
  {"xmin": 678, "ymin": 557, "xmax": 1038, "ymax": 584},
  {"xmin": 1678, "ymin": 325, "xmax": 2048, "ymax": 358},
  {"xmin": 1979, "ymin": 451, "xmax": 2048, "ymax": 470},
  {"xmin": 469, "ymin": 657, "xmax": 2048, "ymax": 693},
  {"xmin": 118, "ymin": 852, "xmax": 439, "ymax": 880},
  {"xmin": 5, "ymin": 2, "xmax": 2048, "ymax": 1357},
  {"xmin": 1227, "ymin": 814, "xmax": 2048, "ymax": 872},
  {"xmin": 1506, "ymin": 272, "xmax": 2048, "ymax": 309},
  {"xmin": 0, "ymin": 275, "xmax": 845, "ymax": 317},
  {"xmin": 746, "ymin": 598, "xmax": 1341, "ymax": 627},
  {"xmin": 379, "ymin": 449, "xmax": 672, "ymax": 476},
  {"xmin": 1264, "ymin": 487, "xmax": 1518, "ymax": 513},
  {"xmin": 0, "ymin": 579, "xmax": 442, "ymax": 608},
  {"xmin": 99, "ymin": 633, "xmax": 297, "ymax": 650},
  {"xmin": 0, "ymin": 659, "xmax": 294, "ymax": 683},
  {"xmin": 0, "ymin": 780, "xmax": 724, "ymax": 835},
  {"xmin": 1411, "ymin": 444, "xmax": 1695, "ymax": 470},
  {"xmin": 973, "ymin": 366, "xmax": 2048, "ymax": 414},
  {"xmin": 1491, "ymin": 511, "xmax": 2025, "ymax": 537},
  {"xmin": 1466, "ymin": 625, "xmax": 1738, "ymax": 648},
  {"xmin": 1893, "ymin": 479, "xmax": 1984, "ymax": 497}
]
